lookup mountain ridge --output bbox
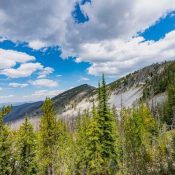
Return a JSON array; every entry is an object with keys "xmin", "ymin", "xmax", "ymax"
[
  {"xmin": 4, "ymin": 84, "xmax": 95, "ymax": 124},
  {"xmin": 4, "ymin": 60, "xmax": 175, "ymax": 129}
]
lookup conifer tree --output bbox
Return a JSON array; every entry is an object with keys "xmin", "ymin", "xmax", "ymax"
[
  {"xmin": 38, "ymin": 98, "xmax": 59, "ymax": 175},
  {"xmin": 85, "ymin": 103, "xmax": 102, "ymax": 175},
  {"xmin": 54, "ymin": 119, "xmax": 75, "ymax": 175},
  {"xmin": 75, "ymin": 111, "xmax": 90, "ymax": 174},
  {"xmin": 0, "ymin": 106, "xmax": 12, "ymax": 175},
  {"xmin": 97, "ymin": 75, "xmax": 118, "ymax": 174},
  {"xmin": 77, "ymin": 76, "xmax": 118, "ymax": 175},
  {"xmin": 164, "ymin": 84, "xmax": 175, "ymax": 127},
  {"xmin": 123, "ymin": 104, "xmax": 157, "ymax": 174},
  {"xmin": 16, "ymin": 117, "xmax": 37, "ymax": 175}
]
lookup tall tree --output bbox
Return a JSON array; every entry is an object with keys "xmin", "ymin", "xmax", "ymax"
[
  {"xmin": 164, "ymin": 84, "xmax": 175, "ymax": 127},
  {"xmin": 54, "ymin": 119, "xmax": 75, "ymax": 175},
  {"xmin": 16, "ymin": 117, "xmax": 37, "ymax": 175},
  {"xmin": 97, "ymin": 75, "xmax": 118, "ymax": 174},
  {"xmin": 75, "ymin": 111, "xmax": 91, "ymax": 174},
  {"xmin": 84, "ymin": 75, "xmax": 118, "ymax": 174},
  {"xmin": 0, "ymin": 106, "xmax": 12, "ymax": 174},
  {"xmin": 38, "ymin": 98, "xmax": 59, "ymax": 175},
  {"xmin": 85, "ymin": 103, "xmax": 102, "ymax": 175},
  {"xmin": 76, "ymin": 76, "xmax": 118, "ymax": 175},
  {"xmin": 123, "ymin": 104, "xmax": 157, "ymax": 174}
]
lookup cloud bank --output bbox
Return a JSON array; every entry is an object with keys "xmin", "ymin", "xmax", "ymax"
[{"xmin": 0, "ymin": 0, "xmax": 175, "ymax": 77}]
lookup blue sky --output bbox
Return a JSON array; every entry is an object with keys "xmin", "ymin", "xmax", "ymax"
[{"xmin": 0, "ymin": 0, "xmax": 175, "ymax": 103}]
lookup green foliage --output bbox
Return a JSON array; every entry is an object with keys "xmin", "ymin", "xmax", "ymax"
[
  {"xmin": 84, "ymin": 104, "xmax": 102, "ymax": 175},
  {"xmin": 0, "ymin": 106, "xmax": 13, "ymax": 175},
  {"xmin": 54, "ymin": 119, "xmax": 75, "ymax": 175},
  {"xmin": 81, "ymin": 75, "xmax": 118, "ymax": 175},
  {"xmin": 38, "ymin": 98, "xmax": 59, "ymax": 175},
  {"xmin": 1, "ymin": 75, "xmax": 175, "ymax": 175},
  {"xmin": 97, "ymin": 75, "xmax": 118, "ymax": 174},
  {"xmin": 16, "ymin": 117, "xmax": 37, "ymax": 175},
  {"xmin": 0, "ymin": 125, "xmax": 12, "ymax": 175},
  {"xmin": 121, "ymin": 105, "xmax": 158, "ymax": 174},
  {"xmin": 74, "ymin": 112, "xmax": 90, "ymax": 174},
  {"xmin": 74, "ymin": 75, "xmax": 118, "ymax": 175},
  {"xmin": 163, "ymin": 84, "xmax": 175, "ymax": 127},
  {"xmin": 143, "ymin": 62, "xmax": 175, "ymax": 99}
]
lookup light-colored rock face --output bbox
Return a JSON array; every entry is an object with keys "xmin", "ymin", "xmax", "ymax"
[
  {"xmin": 8, "ymin": 85, "xmax": 167, "ymax": 130},
  {"xmin": 8, "ymin": 116, "xmax": 40, "ymax": 130},
  {"xmin": 8, "ymin": 86, "xmax": 144, "ymax": 129},
  {"xmin": 148, "ymin": 92, "xmax": 167, "ymax": 107},
  {"xmin": 61, "ymin": 86, "xmax": 143, "ymax": 118},
  {"xmin": 109, "ymin": 86, "xmax": 143, "ymax": 109}
]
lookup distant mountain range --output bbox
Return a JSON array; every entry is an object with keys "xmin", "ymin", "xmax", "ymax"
[
  {"xmin": 4, "ymin": 60, "xmax": 175, "ymax": 129},
  {"xmin": 0, "ymin": 102, "xmax": 33, "ymax": 108}
]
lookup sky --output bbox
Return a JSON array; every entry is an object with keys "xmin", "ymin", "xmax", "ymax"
[{"xmin": 0, "ymin": 0, "xmax": 175, "ymax": 103}]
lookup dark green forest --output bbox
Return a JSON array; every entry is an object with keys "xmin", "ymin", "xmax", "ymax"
[{"xmin": 1, "ymin": 75, "xmax": 175, "ymax": 175}]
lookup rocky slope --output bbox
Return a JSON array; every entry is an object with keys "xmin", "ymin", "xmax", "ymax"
[{"xmin": 5, "ymin": 60, "xmax": 175, "ymax": 129}]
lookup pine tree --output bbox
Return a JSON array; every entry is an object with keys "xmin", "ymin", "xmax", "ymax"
[
  {"xmin": 75, "ymin": 111, "xmax": 91, "ymax": 174},
  {"xmin": 76, "ymin": 75, "xmax": 118, "ymax": 175},
  {"xmin": 0, "ymin": 106, "xmax": 13, "ymax": 175},
  {"xmin": 38, "ymin": 98, "xmax": 59, "ymax": 175},
  {"xmin": 16, "ymin": 117, "xmax": 37, "ymax": 175},
  {"xmin": 85, "ymin": 103, "xmax": 102, "ymax": 175},
  {"xmin": 97, "ymin": 75, "xmax": 118, "ymax": 174}
]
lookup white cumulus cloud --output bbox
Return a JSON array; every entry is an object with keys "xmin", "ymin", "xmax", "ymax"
[
  {"xmin": 9, "ymin": 82, "xmax": 28, "ymax": 88},
  {"xmin": 0, "ymin": 49, "xmax": 35, "ymax": 69},
  {"xmin": 30, "ymin": 79, "xmax": 58, "ymax": 88},
  {"xmin": 0, "ymin": 62, "xmax": 43, "ymax": 78},
  {"xmin": 28, "ymin": 40, "xmax": 47, "ymax": 50},
  {"xmin": 0, "ymin": 0, "xmax": 175, "ymax": 77},
  {"xmin": 37, "ymin": 67, "xmax": 54, "ymax": 78},
  {"xmin": 75, "ymin": 30, "xmax": 175, "ymax": 76}
]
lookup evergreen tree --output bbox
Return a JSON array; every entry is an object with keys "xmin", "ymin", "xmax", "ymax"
[
  {"xmin": 16, "ymin": 117, "xmax": 37, "ymax": 175},
  {"xmin": 75, "ymin": 111, "xmax": 91, "ymax": 174},
  {"xmin": 164, "ymin": 84, "xmax": 175, "ymax": 127},
  {"xmin": 85, "ymin": 103, "xmax": 102, "ymax": 175},
  {"xmin": 97, "ymin": 75, "xmax": 118, "ymax": 174},
  {"xmin": 54, "ymin": 119, "xmax": 75, "ymax": 175},
  {"xmin": 81, "ymin": 75, "xmax": 118, "ymax": 174},
  {"xmin": 38, "ymin": 98, "xmax": 59, "ymax": 175},
  {"xmin": 77, "ymin": 75, "xmax": 118, "ymax": 175},
  {"xmin": 0, "ymin": 106, "xmax": 12, "ymax": 175},
  {"xmin": 123, "ymin": 104, "xmax": 157, "ymax": 175}
]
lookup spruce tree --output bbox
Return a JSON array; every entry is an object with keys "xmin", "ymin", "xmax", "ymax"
[
  {"xmin": 38, "ymin": 98, "xmax": 59, "ymax": 175},
  {"xmin": 77, "ymin": 76, "xmax": 118, "ymax": 175},
  {"xmin": 16, "ymin": 117, "xmax": 37, "ymax": 175},
  {"xmin": 98, "ymin": 75, "xmax": 118, "ymax": 174}
]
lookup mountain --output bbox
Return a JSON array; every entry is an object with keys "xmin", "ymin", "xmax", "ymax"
[
  {"xmin": 4, "ymin": 60, "xmax": 175, "ymax": 129},
  {"xmin": 0, "ymin": 102, "xmax": 33, "ymax": 108},
  {"xmin": 4, "ymin": 84, "xmax": 96, "ymax": 129},
  {"xmin": 3, "ymin": 101, "xmax": 43, "ymax": 123}
]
